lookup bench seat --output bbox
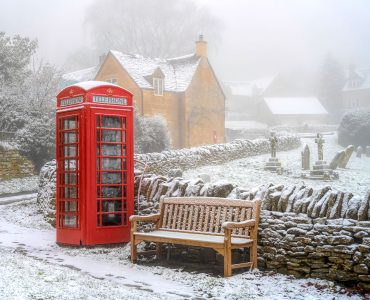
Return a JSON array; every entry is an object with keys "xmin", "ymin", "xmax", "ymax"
[{"xmin": 134, "ymin": 230, "xmax": 253, "ymax": 247}]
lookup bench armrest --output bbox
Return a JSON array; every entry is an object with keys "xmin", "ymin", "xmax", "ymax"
[
  {"xmin": 129, "ymin": 214, "xmax": 161, "ymax": 223},
  {"xmin": 222, "ymin": 219, "xmax": 256, "ymax": 229}
]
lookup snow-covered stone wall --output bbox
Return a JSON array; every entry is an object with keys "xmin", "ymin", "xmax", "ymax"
[
  {"xmin": 0, "ymin": 143, "xmax": 35, "ymax": 180},
  {"xmin": 134, "ymin": 135, "xmax": 301, "ymax": 175}
]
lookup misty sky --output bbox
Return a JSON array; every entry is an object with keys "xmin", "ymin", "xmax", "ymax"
[{"xmin": 1, "ymin": 0, "xmax": 370, "ymax": 80}]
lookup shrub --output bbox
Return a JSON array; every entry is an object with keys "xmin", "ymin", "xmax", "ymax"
[
  {"xmin": 15, "ymin": 114, "xmax": 55, "ymax": 171},
  {"xmin": 135, "ymin": 114, "xmax": 171, "ymax": 153},
  {"xmin": 338, "ymin": 110, "xmax": 370, "ymax": 147}
]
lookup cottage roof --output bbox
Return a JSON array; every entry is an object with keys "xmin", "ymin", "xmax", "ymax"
[
  {"xmin": 223, "ymin": 76, "xmax": 276, "ymax": 97},
  {"xmin": 110, "ymin": 50, "xmax": 200, "ymax": 92},
  {"xmin": 343, "ymin": 68, "xmax": 370, "ymax": 92},
  {"xmin": 62, "ymin": 66, "xmax": 99, "ymax": 83},
  {"xmin": 264, "ymin": 97, "xmax": 328, "ymax": 115}
]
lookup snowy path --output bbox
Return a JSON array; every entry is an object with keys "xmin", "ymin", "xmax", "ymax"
[
  {"xmin": 0, "ymin": 198, "xmax": 194, "ymax": 299},
  {"xmin": 0, "ymin": 192, "xmax": 38, "ymax": 205}
]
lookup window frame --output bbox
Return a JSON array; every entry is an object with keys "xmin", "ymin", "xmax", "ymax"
[{"xmin": 153, "ymin": 78, "xmax": 164, "ymax": 96}]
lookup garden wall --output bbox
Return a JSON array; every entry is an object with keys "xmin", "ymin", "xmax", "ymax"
[{"xmin": 0, "ymin": 143, "xmax": 35, "ymax": 180}]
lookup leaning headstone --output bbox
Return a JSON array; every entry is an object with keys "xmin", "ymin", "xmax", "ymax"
[
  {"xmin": 356, "ymin": 146, "xmax": 363, "ymax": 158},
  {"xmin": 329, "ymin": 150, "xmax": 345, "ymax": 170},
  {"xmin": 301, "ymin": 144, "xmax": 310, "ymax": 170},
  {"xmin": 366, "ymin": 146, "xmax": 370, "ymax": 157},
  {"xmin": 339, "ymin": 145, "xmax": 354, "ymax": 168}
]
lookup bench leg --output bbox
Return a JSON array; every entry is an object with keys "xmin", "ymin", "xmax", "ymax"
[
  {"xmin": 131, "ymin": 239, "xmax": 137, "ymax": 263},
  {"xmin": 156, "ymin": 242, "xmax": 162, "ymax": 259},
  {"xmin": 223, "ymin": 251, "xmax": 232, "ymax": 277},
  {"xmin": 250, "ymin": 243, "xmax": 257, "ymax": 269}
]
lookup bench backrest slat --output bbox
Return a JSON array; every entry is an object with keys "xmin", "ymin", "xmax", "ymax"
[{"xmin": 159, "ymin": 197, "xmax": 261, "ymax": 236}]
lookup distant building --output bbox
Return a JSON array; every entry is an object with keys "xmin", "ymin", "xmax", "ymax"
[
  {"xmin": 223, "ymin": 76, "xmax": 276, "ymax": 120},
  {"xmin": 258, "ymin": 97, "xmax": 328, "ymax": 125},
  {"xmin": 342, "ymin": 67, "xmax": 370, "ymax": 114},
  {"xmin": 62, "ymin": 36, "xmax": 225, "ymax": 149},
  {"xmin": 223, "ymin": 72, "xmax": 327, "ymax": 126}
]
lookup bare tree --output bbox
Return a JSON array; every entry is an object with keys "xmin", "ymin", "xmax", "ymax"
[{"xmin": 84, "ymin": 0, "xmax": 223, "ymax": 58}]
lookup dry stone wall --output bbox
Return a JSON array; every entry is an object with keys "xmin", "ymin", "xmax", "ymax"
[
  {"xmin": 134, "ymin": 135, "xmax": 300, "ymax": 175},
  {"xmin": 0, "ymin": 144, "xmax": 35, "ymax": 180}
]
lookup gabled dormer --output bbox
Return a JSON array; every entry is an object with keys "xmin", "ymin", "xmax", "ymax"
[{"xmin": 144, "ymin": 67, "xmax": 165, "ymax": 96}]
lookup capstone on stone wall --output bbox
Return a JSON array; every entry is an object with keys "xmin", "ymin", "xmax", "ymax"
[{"xmin": 0, "ymin": 144, "xmax": 35, "ymax": 180}]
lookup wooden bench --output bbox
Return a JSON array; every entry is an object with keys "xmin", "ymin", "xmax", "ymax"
[{"xmin": 130, "ymin": 197, "xmax": 262, "ymax": 277}]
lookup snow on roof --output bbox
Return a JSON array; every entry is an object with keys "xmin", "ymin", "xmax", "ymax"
[
  {"xmin": 223, "ymin": 76, "xmax": 276, "ymax": 97},
  {"xmin": 343, "ymin": 68, "xmax": 370, "ymax": 91},
  {"xmin": 62, "ymin": 66, "xmax": 99, "ymax": 83},
  {"xmin": 72, "ymin": 81, "xmax": 119, "ymax": 91},
  {"xmin": 110, "ymin": 50, "xmax": 200, "ymax": 92},
  {"xmin": 264, "ymin": 97, "xmax": 328, "ymax": 115}
]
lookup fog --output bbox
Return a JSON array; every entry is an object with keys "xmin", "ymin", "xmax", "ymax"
[{"xmin": 1, "ymin": 0, "xmax": 369, "ymax": 80}]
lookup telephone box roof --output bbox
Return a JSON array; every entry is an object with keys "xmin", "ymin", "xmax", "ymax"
[{"xmin": 71, "ymin": 80, "xmax": 120, "ymax": 91}]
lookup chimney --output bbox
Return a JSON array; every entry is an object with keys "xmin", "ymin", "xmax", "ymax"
[{"xmin": 195, "ymin": 34, "xmax": 207, "ymax": 57}]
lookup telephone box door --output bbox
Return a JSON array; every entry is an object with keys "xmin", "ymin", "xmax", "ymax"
[
  {"xmin": 56, "ymin": 109, "xmax": 84, "ymax": 244},
  {"xmin": 85, "ymin": 108, "xmax": 134, "ymax": 244}
]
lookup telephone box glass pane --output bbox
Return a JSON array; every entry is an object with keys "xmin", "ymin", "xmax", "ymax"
[
  {"xmin": 102, "ymin": 200, "xmax": 122, "ymax": 212},
  {"xmin": 64, "ymin": 201, "xmax": 77, "ymax": 212},
  {"xmin": 102, "ymin": 130, "xmax": 121, "ymax": 142},
  {"xmin": 63, "ymin": 119, "xmax": 77, "ymax": 129},
  {"xmin": 102, "ymin": 214, "xmax": 122, "ymax": 226},
  {"xmin": 102, "ymin": 116, "xmax": 120, "ymax": 128},
  {"xmin": 102, "ymin": 158, "xmax": 121, "ymax": 170},
  {"xmin": 63, "ymin": 132, "xmax": 77, "ymax": 143},
  {"xmin": 102, "ymin": 172, "xmax": 121, "ymax": 184},
  {"xmin": 102, "ymin": 144, "xmax": 121, "ymax": 156},
  {"xmin": 63, "ymin": 215, "xmax": 77, "ymax": 227},
  {"xmin": 64, "ymin": 145, "xmax": 77, "ymax": 157},
  {"xmin": 102, "ymin": 186, "xmax": 122, "ymax": 198}
]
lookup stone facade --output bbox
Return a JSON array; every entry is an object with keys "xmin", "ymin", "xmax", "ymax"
[{"xmin": 0, "ymin": 145, "xmax": 35, "ymax": 180}]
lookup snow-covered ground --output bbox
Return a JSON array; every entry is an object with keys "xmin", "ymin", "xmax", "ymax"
[
  {"xmin": 0, "ymin": 196, "xmax": 366, "ymax": 299},
  {"xmin": 0, "ymin": 175, "xmax": 39, "ymax": 195},
  {"xmin": 184, "ymin": 133, "xmax": 370, "ymax": 197}
]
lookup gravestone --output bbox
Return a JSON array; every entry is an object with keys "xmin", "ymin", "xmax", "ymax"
[
  {"xmin": 366, "ymin": 146, "xmax": 370, "ymax": 157},
  {"xmin": 338, "ymin": 145, "xmax": 354, "ymax": 168},
  {"xmin": 301, "ymin": 144, "xmax": 310, "ymax": 170},
  {"xmin": 264, "ymin": 132, "xmax": 282, "ymax": 172},
  {"xmin": 310, "ymin": 133, "xmax": 333, "ymax": 179},
  {"xmin": 329, "ymin": 150, "xmax": 345, "ymax": 170},
  {"xmin": 356, "ymin": 146, "xmax": 363, "ymax": 158}
]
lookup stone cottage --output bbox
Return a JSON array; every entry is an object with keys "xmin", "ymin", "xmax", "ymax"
[{"xmin": 64, "ymin": 36, "xmax": 225, "ymax": 149}]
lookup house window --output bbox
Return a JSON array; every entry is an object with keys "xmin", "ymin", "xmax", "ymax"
[
  {"xmin": 153, "ymin": 78, "xmax": 164, "ymax": 96},
  {"xmin": 106, "ymin": 78, "xmax": 117, "ymax": 84}
]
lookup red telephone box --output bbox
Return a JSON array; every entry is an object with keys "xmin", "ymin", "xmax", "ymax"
[{"xmin": 56, "ymin": 81, "xmax": 134, "ymax": 245}]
